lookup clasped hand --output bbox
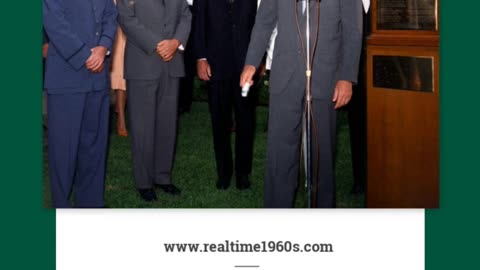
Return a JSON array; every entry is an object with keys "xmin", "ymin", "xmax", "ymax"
[
  {"xmin": 86, "ymin": 46, "xmax": 108, "ymax": 73},
  {"xmin": 156, "ymin": 39, "xmax": 180, "ymax": 62}
]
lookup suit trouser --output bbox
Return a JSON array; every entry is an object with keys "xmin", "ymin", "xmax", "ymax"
[
  {"xmin": 48, "ymin": 89, "xmax": 109, "ymax": 208},
  {"xmin": 265, "ymin": 84, "xmax": 337, "ymax": 208},
  {"xmin": 127, "ymin": 75, "xmax": 179, "ymax": 189},
  {"xmin": 207, "ymin": 79, "xmax": 256, "ymax": 181},
  {"xmin": 347, "ymin": 47, "xmax": 367, "ymax": 189}
]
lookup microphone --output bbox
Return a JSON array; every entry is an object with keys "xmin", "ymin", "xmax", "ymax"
[{"xmin": 241, "ymin": 82, "xmax": 251, "ymax": 97}]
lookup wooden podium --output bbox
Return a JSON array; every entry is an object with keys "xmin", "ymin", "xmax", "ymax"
[{"xmin": 366, "ymin": 0, "xmax": 439, "ymax": 208}]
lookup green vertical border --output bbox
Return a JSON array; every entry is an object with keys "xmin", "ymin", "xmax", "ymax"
[
  {"xmin": 426, "ymin": 1, "xmax": 480, "ymax": 270},
  {"xmin": 0, "ymin": 1, "xmax": 55, "ymax": 270}
]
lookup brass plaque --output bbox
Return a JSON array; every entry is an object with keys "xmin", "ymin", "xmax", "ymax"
[
  {"xmin": 373, "ymin": 55, "xmax": 434, "ymax": 92},
  {"xmin": 377, "ymin": 0, "xmax": 437, "ymax": 30}
]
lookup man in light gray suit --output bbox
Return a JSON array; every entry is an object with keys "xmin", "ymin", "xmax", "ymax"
[
  {"xmin": 240, "ymin": 0, "xmax": 363, "ymax": 208},
  {"xmin": 117, "ymin": 0, "xmax": 191, "ymax": 202}
]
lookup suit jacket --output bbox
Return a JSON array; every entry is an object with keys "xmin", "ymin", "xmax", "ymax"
[
  {"xmin": 117, "ymin": 0, "xmax": 192, "ymax": 80},
  {"xmin": 192, "ymin": 0, "xmax": 257, "ymax": 80},
  {"xmin": 245, "ymin": 0, "xmax": 363, "ymax": 99},
  {"xmin": 43, "ymin": 0, "xmax": 117, "ymax": 93}
]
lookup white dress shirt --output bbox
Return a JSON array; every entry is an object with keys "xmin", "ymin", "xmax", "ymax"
[
  {"xmin": 362, "ymin": 0, "xmax": 370, "ymax": 13},
  {"xmin": 257, "ymin": 0, "xmax": 277, "ymax": 70}
]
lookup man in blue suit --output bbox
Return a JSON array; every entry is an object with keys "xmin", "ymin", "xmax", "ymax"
[{"xmin": 43, "ymin": 0, "xmax": 117, "ymax": 208}]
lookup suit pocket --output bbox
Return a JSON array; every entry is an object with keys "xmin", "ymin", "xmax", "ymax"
[
  {"xmin": 44, "ymin": 55, "xmax": 87, "ymax": 89},
  {"xmin": 269, "ymin": 53, "xmax": 298, "ymax": 94}
]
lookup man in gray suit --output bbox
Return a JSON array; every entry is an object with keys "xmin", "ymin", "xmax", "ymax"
[
  {"xmin": 240, "ymin": 0, "xmax": 363, "ymax": 208},
  {"xmin": 117, "ymin": 0, "xmax": 192, "ymax": 202}
]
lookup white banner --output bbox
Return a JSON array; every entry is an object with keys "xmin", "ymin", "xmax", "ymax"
[{"xmin": 57, "ymin": 209, "xmax": 424, "ymax": 270}]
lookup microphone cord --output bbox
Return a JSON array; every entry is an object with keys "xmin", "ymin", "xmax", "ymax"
[{"xmin": 294, "ymin": 0, "xmax": 321, "ymax": 207}]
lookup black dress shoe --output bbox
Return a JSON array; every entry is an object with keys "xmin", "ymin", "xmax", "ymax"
[
  {"xmin": 156, "ymin": 184, "xmax": 181, "ymax": 195},
  {"xmin": 138, "ymin": 189, "xmax": 157, "ymax": 202},
  {"xmin": 216, "ymin": 179, "xmax": 231, "ymax": 190},
  {"xmin": 236, "ymin": 174, "xmax": 251, "ymax": 190}
]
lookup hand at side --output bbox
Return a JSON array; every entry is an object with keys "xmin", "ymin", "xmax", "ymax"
[{"xmin": 332, "ymin": 80, "xmax": 353, "ymax": 109}]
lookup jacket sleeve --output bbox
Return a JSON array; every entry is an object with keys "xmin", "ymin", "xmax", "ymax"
[
  {"xmin": 98, "ymin": 0, "xmax": 118, "ymax": 50},
  {"xmin": 117, "ymin": 0, "xmax": 164, "ymax": 55},
  {"xmin": 43, "ymin": 0, "xmax": 92, "ymax": 70},
  {"xmin": 173, "ymin": 0, "xmax": 192, "ymax": 49},
  {"xmin": 244, "ymin": 0, "xmax": 277, "ymax": 68},
  {"xmin": 338, "ymin": 0, "xmax": 363, "ymax": 84},
  {"xmin": 191, "ymin": 0, "xmax": 207, "ymax": 60}
]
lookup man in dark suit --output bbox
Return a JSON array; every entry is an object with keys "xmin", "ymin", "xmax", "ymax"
[
  {"xmin": 241, "ymin": 0, "xmax": 363, "ymax": 207},
  {"xmin": 117, "ymin": 0, "xmax": 191, "ymax": 202},
  {"xmin": 178, "ymin": 0, "xmax": 195, "ymax": 114},
  {"xmin": 347, "ymin": 9, "xmax": 370, "ymax": 195},
  {"xmin": 192, "ymin": 0, "xmax": 258, "ymax": 190},
  {"xmin": 43, "ymin": 0, "xmax": 117, "ymax": 208}
]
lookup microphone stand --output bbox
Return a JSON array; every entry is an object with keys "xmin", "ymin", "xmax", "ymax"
[
  {"xmin": 305, "ymin": 0, "xmax": 313, "ymax": 208},
  {"xmin": 296, "ymin": 0, "xmax": 320, "ymax": 208}
]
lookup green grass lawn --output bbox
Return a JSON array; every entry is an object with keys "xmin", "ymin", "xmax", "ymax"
[{"xmin": 43, "ymin": 101, "xmax": 364, "ymax": 208}]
